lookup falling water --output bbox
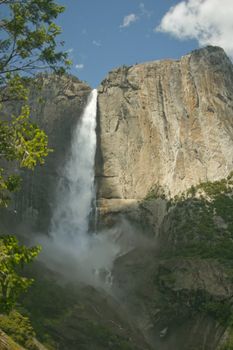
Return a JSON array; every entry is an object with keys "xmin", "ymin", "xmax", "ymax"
[
  {"xmin": 51, "ymin": 89, "xmax": 97, "ymax": 243},
  {"xmin": 39, "ymin": 89, "xmax": 120, "ymax": 284}
]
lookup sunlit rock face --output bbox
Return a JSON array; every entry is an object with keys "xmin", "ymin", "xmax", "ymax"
[
  {"xmin": 96, "ymin": 46, "xmax": 233, "ymax": 214},
  {"xmin": 95, "ymin": 46, "xmax": 233, "ymax": 350}
]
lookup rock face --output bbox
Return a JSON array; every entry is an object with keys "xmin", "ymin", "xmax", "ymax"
[
  {"xmin": 1, "ymin": 74, "xmax": 91, "ymax": 233},
  {"xmin": 96, "ymin": 46, "xmax": 233, "ymax": 215},
  {"xmin": 96, "ymin": 46, "xmax": 233, "ymax": 350}
]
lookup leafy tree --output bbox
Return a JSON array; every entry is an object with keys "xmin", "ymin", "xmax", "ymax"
[
  {"xmin": 0, "ymin": 0, "xmax": 70, "ymax": 82},
  {"xmin": 0, "ymin": 103, "xmax": 52, "ymax": 206},
  {"xmin": 0, "ymin": 0, "xmax": 71, "ymax": 204},
  {"xmin": 0, "ymin": 1, "xmax": 70, "ymax": 312},
  {"xmin": 0, "ymin": 235, "xmax": 41, "ymax": 312}
]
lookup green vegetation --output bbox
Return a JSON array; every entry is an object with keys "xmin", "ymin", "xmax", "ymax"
[
  {"xmin": 155, "ymin": 274, "xmax": 233, "ymax": 328},
  {"xmin": 0, "ymin": 329, "xmax": 25, "ymax": 350},
  {"xmin": 0, "ymin": 0, "xmax": 71, "ymax": 207},
  {"xmin": 0, "ymin": 235, "xmax": 40, "ymax": 312},
  {"xmin": 175, "ymin": 171, "xmax": 233, "ymax": 201},
  {"xmin": 0, "ymin": 104, "xmax": 52, "ymax": 207},
  {"xmin": 203, "ymin": 300, "xmax": 232, "ymax": 325},
  {"xmin": 144, "ymin": 184, "xmax": 166, "ymax": 200},
  {"xmin": 161, "ymin": 173, "xmax": 233, "ymax": 261},
  {"xmin": 20, "ymin": 276, "xmax": 78, "ymax": 345},
  {"xmin": 0, "ymin": 0, "xmax": 70, "ymax": 78},
  {"xmin": 19, "ymin": 274, "xmax": 142, "ymax": 350},
  {"xmin": 0, "ymin": 310, "xmax": 36, "ymax": 349},
  {"xmin": 0, "ymin": 1, "xmax": 71, "ymax": 346},
  {"xmin": 147, "ymin": 173, "xmax": 233, "ymax": 333},
  {"xmin": 221, "ymin": 330, "xmax": 233, "ymax": 350}
]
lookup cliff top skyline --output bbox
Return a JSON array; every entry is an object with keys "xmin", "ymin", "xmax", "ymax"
[{"xmin": 57, "ymin": 0, "xmax": 233, "ymax": 87}]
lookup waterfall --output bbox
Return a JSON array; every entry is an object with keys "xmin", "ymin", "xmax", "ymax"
[
  {"xmin": 50, "ymin": 89, "xmax": 98, "ymax": 244},
  {"xmin": 39, "ymin": 89, "xmax": 119, "ymax": 284}
]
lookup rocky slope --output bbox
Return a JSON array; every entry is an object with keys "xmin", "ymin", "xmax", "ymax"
[{"xmin": 96, "ymin": 46, "xmax": 233, "ymax": 218}]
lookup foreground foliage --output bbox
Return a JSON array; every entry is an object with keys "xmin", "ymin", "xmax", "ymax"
[
  {"xmin": 0, "ymin": 1, "xmax": 70, "ymax": 347},
  {"xmin": 0, "ymin": 0, "xmax": 70, "ymax": 79},
  {"xmin": 0, "ymin": 103, "xmax": 51, "ymax": 206},
  {"xmin": 0, "ymin": 310, "xmax": 36, "ymax": 349},
  {"xmin": 0, "ymin": 0, "xmax": 69, "ymax": 313},
  {"xmin": 0, "ymin": 0, "xmax": 71, "ymax": 206},
  {"xmin": 0, "ymin": 235, "xmax": 40, "ymax": 312}
]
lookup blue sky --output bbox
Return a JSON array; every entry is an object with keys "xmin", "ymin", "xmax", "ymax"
[{"xmin": 56, "ymin": 0, "xmax": 233, "ymax": 87}]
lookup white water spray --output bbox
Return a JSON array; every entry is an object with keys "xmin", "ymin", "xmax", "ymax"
[
  {"xmin": 39, "ymin": 89, "xmax": 120, "ymax": 285},
  {"xmin": 51, "ymin": 89, "xmax": 97, "ymax": 243}
]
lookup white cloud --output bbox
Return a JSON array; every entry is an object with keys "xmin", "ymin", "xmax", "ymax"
[
  {"xmin": 75, "ymin": 64, "xmax": 84, "ymax": 70},
  {"xmin": 156, "ymin": 0, "xmax": 233, "ymax": 58},
  {"xmin": 92, "ymin": 40, "xmax": 101, "ymax": 47},
  {"xmin": 120, "ymin": 13, "xmax": 138, "ymax": 28}
]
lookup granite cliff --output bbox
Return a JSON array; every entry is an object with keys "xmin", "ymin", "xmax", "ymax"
[
  {"xmin": 96, "ymin": 46, "xmax": 233, "ymax": 220},
  {"xmin": 95, "ymin": 46, "xmax": 233, "ymax": 350}
]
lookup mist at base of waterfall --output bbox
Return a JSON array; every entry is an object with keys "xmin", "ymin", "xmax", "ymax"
[
  {"xmin": 36, "ymin": 228, "xmax": 120, "ymax": 287},
  {"xmin": 35, "ymin": 217, "xmax": 153, "ymax": 288},
  {"xmin": 32, "ymin": 89, "xmax": 119, "ymax": 288},
  {"xmin": 32, "ymin": 89, "xmax": 151, "ymax": 288}
]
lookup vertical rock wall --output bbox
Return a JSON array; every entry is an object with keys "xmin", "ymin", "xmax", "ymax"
[
  {"xmin": 0, "ymin": 74, "xmax": 91, "ymax": 233},
  {"xmin": 96, "ymin": 46, "xmax": 233, "ymax": 215}
]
